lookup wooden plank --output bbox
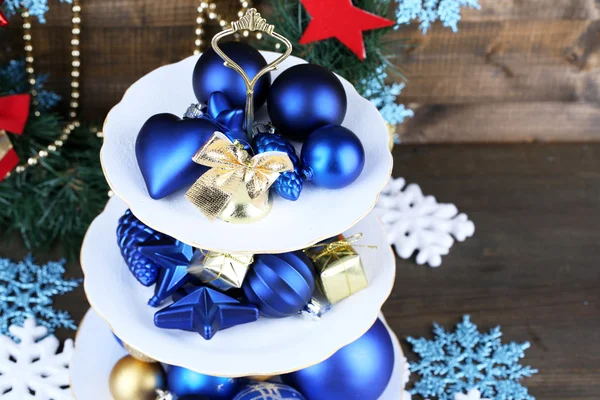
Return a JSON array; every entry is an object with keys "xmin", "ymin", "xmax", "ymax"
[
  {"xmin": 397, "ymin": 102, "xmax": 600, "ymax": 143},
  {"xmin": 384, "ymin": 143, "xmax": 600, "ymax": 398}
]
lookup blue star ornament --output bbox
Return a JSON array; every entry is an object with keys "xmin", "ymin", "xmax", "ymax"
[
  {"xmin": 154, "ymin": 287, "xmax": 259, "ymax": 340},
  {"xmin": 138, "ymin": 241, "xmax": 194, "ymax": 307}
]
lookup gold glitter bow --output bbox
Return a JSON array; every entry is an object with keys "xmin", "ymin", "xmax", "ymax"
[
  {"xmin": 186, "ymin": 131, "xmax": 293, "ymax": 220},
  {"xmin": 306, "ymin": 233, "xmax": 376, "ymax": 265}
]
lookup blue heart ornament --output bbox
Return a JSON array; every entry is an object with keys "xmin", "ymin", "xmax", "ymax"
[{"xmin": 135, "ymin": 113, "xmax": 246, "ymax": 199}]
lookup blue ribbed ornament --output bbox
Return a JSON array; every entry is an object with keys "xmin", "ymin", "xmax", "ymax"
[
  {"xmin": 243, "ymin": 252, "xmax": 315, "ymax": 318},
  {"xmin": 253, "ymin": 125, "xmax": 303, "ymax": 201},
  {"xmin": 116, "ymin": 209, "xmax": 173, "ymax": 286},
  {"xmin": 233, "ymin": 382, "xmax": 305, "ymax": 400},
  {"xmin": 283, "ymin": 318, "xmax": 394, "ymax": 400}
]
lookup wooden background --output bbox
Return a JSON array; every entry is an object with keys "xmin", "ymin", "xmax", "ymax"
[{"xmin": 1, "ymin": 0, "xmax": 599, "ymax": 143}]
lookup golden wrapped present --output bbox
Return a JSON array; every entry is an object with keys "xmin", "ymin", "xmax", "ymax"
[
  {"xmin": 185, "ymin": 132, "xmax": 293, "ymax": 223},
  {"xmin": 187, "ymin": 250, "xmax": 254, "ymax": 291},
  {"xmin": 306, "ymin": 234, "xmax": 371, "ymax": 304}
]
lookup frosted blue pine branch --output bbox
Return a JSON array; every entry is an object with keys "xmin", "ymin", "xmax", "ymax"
[
  {"xmin": 407, "ymin": 315, "xmax": 537, "ymax": 400},
  {"xmin": 395, "ymin": 0, "xmax": 480, "ymax": 33},
  {"xmin": 2, "ymin": 0, "xmax": 72, "ymax": 23},
  {"xmin": 361, "ymin": 65, "xmax": 414, "ymax": 129},
  {"xmin": 0, "ymin": 60, "xmax": 61, "ymax": 109}
]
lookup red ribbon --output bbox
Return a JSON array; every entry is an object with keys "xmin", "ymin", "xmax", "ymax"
[
  {"xmin": 0, "ymin": 0, "xmax": 8, "ymax": 27},
  {"xmin": 0, "ymin": 94, "xmax": 30, "ymax": 181},
  {"xmin": 0, "ymin": 94, "xmax": 31, "ymax": 135}
]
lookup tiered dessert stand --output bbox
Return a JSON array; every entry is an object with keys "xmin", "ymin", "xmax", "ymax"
[{"xmin": 73, "ymin": 10, "xmax": 403, "ymax": 399}]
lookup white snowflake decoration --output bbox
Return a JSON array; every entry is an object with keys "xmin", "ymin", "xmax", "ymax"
[
  {"xmin": 374, "ymin": 178, "xmax": 475, "ymax": 267},
  {"xmin": 0, "ymin": 318, "xmax": 74, "ymax": 400},
  {"xmin": 455, "ymin": 389, "xmax": 490, "ymax": 400}
]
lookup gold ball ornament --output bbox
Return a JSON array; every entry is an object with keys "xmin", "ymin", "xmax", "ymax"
[
  {"xmin": 247, "ymin": 374, "xmax": 276, "ymax": 382},
  {"xmin": 109, "ymin": 355, "xmax": 166, "ymax": 400},
  {"xmin": 122, "ymin": 341, "xmax": 156, "ymax": 363},
  {"xmin": 387, "ymin": 123, "xmax": 397, "ymax": 151}
]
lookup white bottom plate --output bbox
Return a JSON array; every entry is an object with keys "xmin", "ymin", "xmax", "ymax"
[{"xmin": 70, "ymin": 309, "xmax": 406, "ymax": 400}]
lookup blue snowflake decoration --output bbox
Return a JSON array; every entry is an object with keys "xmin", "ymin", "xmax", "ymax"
[
  {"xmin": 1, "ymin": 0, "xmax": 72, "ymax": 23},
  {"xmin": 395, "ymin": 0, "xmax": 480, "ymax": 34},
  {"xmin": 0, "ymin": 255, "xmax": 81, "ymax": 341},
  {"xmin": 407, "ymin": 315, "xmax": 538, "ymax": 400},
  {"xmin": 0, "ymin": 60, "xmax": 61, "ymax": 110}
]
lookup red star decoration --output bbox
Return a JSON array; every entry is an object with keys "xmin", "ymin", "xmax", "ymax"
[
  {"xmin": 0, "ymin": 0, "xmax": 8, "ymax": 27},
  {"xmin": 299, "ymin": 0, "xmax": 394, "ymax": 61}
]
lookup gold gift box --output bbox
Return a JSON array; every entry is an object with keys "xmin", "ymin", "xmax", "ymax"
[
  {"xmin": 187, "ymin": 251, "xmax": 253, "ymax": 291},
  {"xmin": 308, "ymin": 234, "xmax": 369, "ymax": 304}
]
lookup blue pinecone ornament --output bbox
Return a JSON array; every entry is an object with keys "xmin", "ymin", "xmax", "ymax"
[
  {"xmin": 253, "ymin": 124, "xmax": 303, "ymax": 201},
  {"xmin": 116, "ymin": 209, "xmax": 172, "ymax": 286}
]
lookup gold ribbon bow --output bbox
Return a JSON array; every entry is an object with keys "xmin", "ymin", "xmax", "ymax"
[
  {"xmin": 306, "ymin": 233, "xmax": 376, "ymax": 267},
  {"xmin": 186, "ymin": 131, "xmax": 294, "ymax": 220}
]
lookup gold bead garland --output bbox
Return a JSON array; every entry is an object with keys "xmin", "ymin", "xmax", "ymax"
[
  {"xmin": 7, "ymin": 0, "xmax": 83, "ymax": 178},
  {"xmin": 194, "ymin": 0, "xmax": 275, "ymax": 55}
]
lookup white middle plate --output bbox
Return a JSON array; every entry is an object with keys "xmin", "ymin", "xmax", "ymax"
[{"xmin": 81, "ymin": 196, "xmax": 396, "ymax": 377}]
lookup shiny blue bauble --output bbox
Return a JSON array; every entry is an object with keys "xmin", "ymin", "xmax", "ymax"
[
  {"xmin": 243, "ymin": 252, "xmax": 315, "ymax": 318},
  {"xmin": 267, "ymin": 64, "xmax": 347, "ymax": 141},
  {"xmin": 135, "ymin": 113, "xmax": 246, "ymax": 199},
  {"xmin": 301, "ymin": 125, "xmax": 365, "ymax": 189},
  {"xmin": 193, "ymin": 42, "xmax": 271, "ymax": 110},
  {"xmin": 167, "ymin": 365, "xmax": 241, "ymax": 399},
  {"xmin": 178, "ymin": 396, "xmax": 209, "ymax": 400},
  {"xmin": 283, "ymin": 318, "xmax": 394, "ymax": 400},
  {"xmin": 233, "ymin": 382, "xmax": 305, "ymax": 400}
]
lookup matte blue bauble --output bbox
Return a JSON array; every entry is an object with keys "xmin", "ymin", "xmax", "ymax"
[
  {"xmin": 243, "ymin": 252, "xmax": 315, "ymax": 318},
  {"xmin": 301, "ymin": 125, "xmax": 365, "ymax": 189},
  {"xmin": 282, "ymin": 318, "xmax": 394, "ymax": 400},
  {"xmin": 267, "ymin": 64, "xmax": 347, "ymax": 141},
  {"xmin": 233, "ymin": 382, "xmax": 305, "ymax": 400},
  {"xmin": 193, "ymin": 42, "xmax": 271, "ymax": 110},
  {"xmin": 167, "ymin": 365, "xmax": 241, "ymax": 399},
  {"xmin": 135, "ymin": 113, "xmax": 246, "ymax": 199}
]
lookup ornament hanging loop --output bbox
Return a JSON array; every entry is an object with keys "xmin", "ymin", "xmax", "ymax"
[{"xmin": 212, "ymin": 8, "xmax": 292, "ymax": 139}]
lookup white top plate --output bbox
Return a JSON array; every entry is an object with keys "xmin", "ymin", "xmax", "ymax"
[
  {"xmin": 101, "ymin": 52, "xmax": 393, "ymax": 254},
  {"xmin": 81, "ymin": 196, "xmax": 396, "ymax": 377},
  {"xmin": 70, "ymin": 308, "xmax": 405, "ymax": 400}
]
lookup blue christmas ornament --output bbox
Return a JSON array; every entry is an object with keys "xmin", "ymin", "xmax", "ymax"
[
  {"xmin": 138, "ymin": 241, "xmax": 194, "ymax": 307},
  {"xmin": 193, "ymin": 41, "xmax": 271, "ymax": 110},
  {"xmin": 154, "ymin": 287, "xmax": 259, "ymax": 340},
  {"xmin": 112, "ymin": 333, "xmax": 124, "ymax": 348},
  {"xmin": 167, "ymin": 365, "xmax": 241, "ymax": 399},
  {"xmin": 233, "ymin": 382, "xmax": 305, "ymax": 400},
  {"xmin": 243, "ymin": 252, "xmax": 315, "ymax": 318},
  {"xmin": 301, "ymin": 125, "xmax": 365, "ymax": 189},
  {"xmin": 135, "ymin": 113, "xmax": 247, "ymax": 200},
  {"xmin": 253, "ymin": 126, "xmax": 303, "ymax": 201},
  {"xmin": 283, "ymin": 318, "xmax": 394, "ymax": 400},
  {"xmin": 202, "ymin": 91, "xmax": 247, "ymax": 140},
  {"xmin": 267, "ymin": 64, "xmax": 347, "ymax": 141},
  {"xmin": 117, "ymin": 209, "xmax": 174, "ymax": 286}
]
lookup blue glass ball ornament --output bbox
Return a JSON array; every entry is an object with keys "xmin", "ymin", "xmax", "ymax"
[
  {"xmin": 112, "ymin": 333, "xmax": 124, "ymax": 348},
  {"xmin": 301, "ymin": 125, "xmax": 365, "ymax": 189},
  {"xmin": 233, "ymin": 382, "xmax": 306, "ymax": 400},
  {"xmin": 243, "ymin": 252, "xmax": 315, "ymax": 318},
  {"xmin": 193, "ymin": 41, "xmax": 271, "ymax": 110},
  {"xmin": 282, "ymin": 318, "xmax": 394, "ymax": 400},
  {"xmin": 253, "ymin": 129, "xmax": 303, "ymax": 201},
  {"xmin": 167, "ymin": 365, "xmax": 241, "ymax": 399},
  {"xmin": 178, "ymin": 396, "xmax": 210, "ymax": 400},
  {"xmin": 117, "ymin": 209, "xmax": 173, "ymax": 286},
  {"xmin": 267, "ymin": 64, "xmax": 347, "ymax": 141},
  {"xmin": 135, "ymin": 113, "xmax": 247, "ymax": 199}
]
